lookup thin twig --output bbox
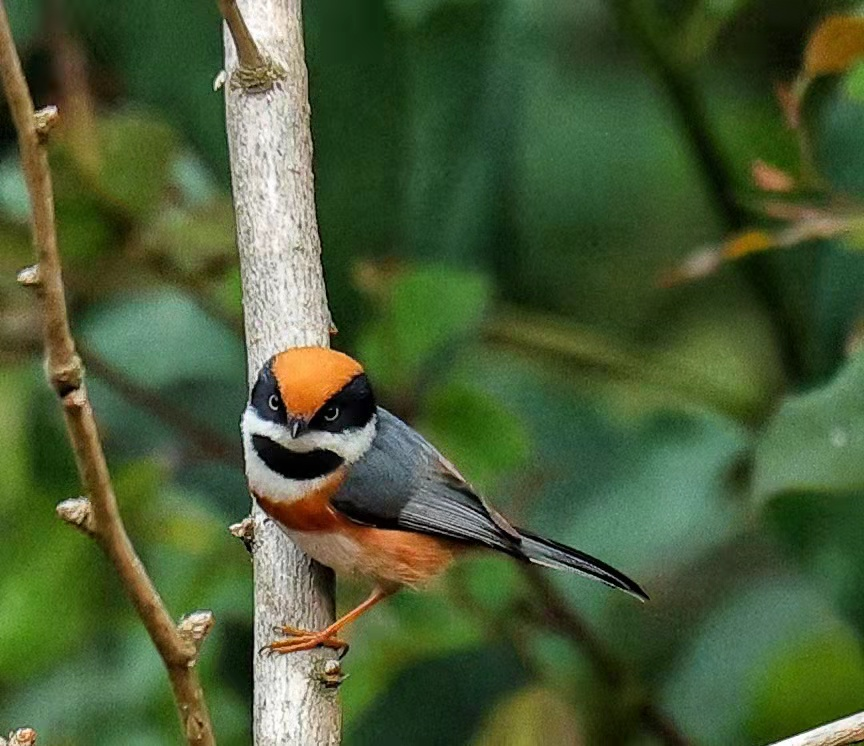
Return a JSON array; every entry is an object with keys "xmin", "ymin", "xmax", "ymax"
[
  {"xmin": 216, "ymin": 0, "xmax": 285, "ymax": 92},
  {"xmin": 519, "ymin": 566, "xmax": 690, "ymax": 746},
  {"xmin": 767, "ymin": 711, "xmax": 864, "ymax": 746},
  {"xmin": 0, "ymin": 3, "xmax": 215, "ymax": 743}
]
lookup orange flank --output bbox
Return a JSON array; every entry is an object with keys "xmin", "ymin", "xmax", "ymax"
[
  {"xmin": 271, "ymin": 347, "xmax": 363, "ymax": 419},
  {"xmin": 256, "ymin": 479, "xmax": 456, "ymax": 588}
]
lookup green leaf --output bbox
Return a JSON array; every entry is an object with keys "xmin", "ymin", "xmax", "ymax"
[
  {"xmin": 341, "ymin": 586, "xmax": 485, "ymax": 725},
  {"xmin": 753, "ymin": 352, "xmax": 864, "ymax": 501},
  {"xmin": 416, "ymin": 381, "xmax": 530, "ymax": 489},
  {"xmin": 472, "ymin": 686, "xmax": 583, "ymax": 746},
  {"xmin": 357, "ymin": 266, "xmax": 491, "ymax": 392},
  {"xmin": 747, "ymin": 630, "xmax": 864, "ymax": 743},
  {"xmin": 139, "ymin": 199, "xmax": 236, "ymax": 275},
  {"xmin": 0, "ymin": 152, "xmax": 30, "ymax": 222},
  {"xmin": 662, "ymin": 578, "xmax": 856, "ymax": 745},
  {"xmin": 845, "ymin": 60, "xmax": 864, "ymax": 102},
  {"xmin": 79, "ymin": 288, "xmax": 245, "ymax": 388},
  {"xmin": 346, "ymin": 645, "xmax": 528, "ymax": 746},
  {"xmin": 95, "ymin": 112, "xmax": 178, "ymax": 218},
  {"xmin": 5, "ymin": 0, "xmax": 41, "ymax": 45}
]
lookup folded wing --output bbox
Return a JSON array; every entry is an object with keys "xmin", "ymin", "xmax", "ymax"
[{"xmin": 331, "ymin": 409, "xmax": 647, "ymax": 601}]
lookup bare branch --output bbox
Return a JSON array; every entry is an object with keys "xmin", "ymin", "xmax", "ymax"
[
  {"xmin": 767, "ymin": 711, "xmax": 864, "ymax": 746},
  {"xmin": 0, "ymin": 3, "xmax": 215, "ymax": 743},
  {"xmin": 220, "ymin": 0, "xmax": 340, "ymax": 742}
]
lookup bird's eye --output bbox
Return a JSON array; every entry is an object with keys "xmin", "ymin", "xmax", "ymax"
[
  {"xmin": 268, "ymin": 394, "xmax": 280, "ymax": 411},
  {"xmin": 323, "ymin": 405, "xmax": 340, "ymax": 422}
]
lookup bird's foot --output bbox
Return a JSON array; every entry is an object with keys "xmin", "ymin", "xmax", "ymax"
[{"xmin": 262, "ymin": 624, "xmax": 348, "ymax": 656}]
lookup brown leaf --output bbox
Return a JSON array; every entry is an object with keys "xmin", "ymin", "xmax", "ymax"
[
  {"xmin": 752, "ymin": 160, "xmax": 796, "ymax": 193},
  {"xmin": 804, "ymin": 15, "xmax": 864, "ymax": 78},
  {"xmin": 722, "ymin": 230, "xmax": 774, "ymax": 259}
]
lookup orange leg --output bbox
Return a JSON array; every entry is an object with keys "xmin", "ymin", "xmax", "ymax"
[{"xmin": 264, "ymin": 587, "xmax": 393, "ymax": 656}]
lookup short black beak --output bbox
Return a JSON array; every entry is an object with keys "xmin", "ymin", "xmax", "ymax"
[{"xmin": 288, "ymin": 417, "xmax": 307, "ymax": 439}]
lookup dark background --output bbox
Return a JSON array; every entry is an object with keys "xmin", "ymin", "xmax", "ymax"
[{"xmin": 2, "ymin": 0, "xmax": 864, "ymax": 743}]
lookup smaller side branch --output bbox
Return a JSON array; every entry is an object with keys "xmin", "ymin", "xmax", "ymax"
[
  {"xmin": 0, "ymin": 2, "xmax": 214, "ymax": 744},
  {"xmin": 216, "ymin": 0, "xmax": 285, "ymax": 92},
  {"xmin": 768, "ymin": 711, "xmax": 864, "ymax": 746}
]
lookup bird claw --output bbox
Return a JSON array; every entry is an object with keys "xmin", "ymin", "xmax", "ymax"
[{"xmin": 260, "ymin": 625, "xmax": 349, "ymax": 656}]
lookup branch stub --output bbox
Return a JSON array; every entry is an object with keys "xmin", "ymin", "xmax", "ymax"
[
  {"xmin": 16, "ymin": 264, "xmax": 41, "ymax": 288},
  {"xmin": 178, "ymin": 610, "xmax": 216, "ymax": 660},
  {"xmin": 229, "ymin": 516, "xmax": 255, "ymax": 553},
  {"xmin": 6, "ymin": 729, "xmax": 37, "ymax": 746},
  {"xmin": 56, "ymin": 496, "xmax": 95, "ymax": 536},
  {"xmin": 33, "ymin": 105, "xmax": 58, "ymax": 140}
]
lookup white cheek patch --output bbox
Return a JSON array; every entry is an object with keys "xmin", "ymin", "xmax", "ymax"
[{"xmin": 241, "ymin": 407, "xmax": 376, "ymax": 463}]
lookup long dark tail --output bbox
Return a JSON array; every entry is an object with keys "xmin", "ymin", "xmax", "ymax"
[{"xmin": 516, "ymin": 528, "xmax": 648, "ymax": 601}]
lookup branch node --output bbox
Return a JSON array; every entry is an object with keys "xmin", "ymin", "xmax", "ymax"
[
  {"xmin": 212, "ymin": 70, "xmax": 227, "ymax": 92},
  {"xmin": 185, "ymin": 714, "xmax": 206, "ymax": 742},
  {"xmin": 230, "ymin": 60, "xmax": 286, "ymax": 93},
  {"xmin": 229, "ymin": 516, "xmax": 255, "ymax": 553},
  {"xmin": 48, "ymin": 355, "xmax": 83, "ymax": 397},
  {"xmin": 56, "ymin": 496, "xmax": 96, "ymax": 536},
  {"xmin": 33, "ymin": 105, "xmax": 58, "ymax": 140},
  {"xmin": 316, "ymin": 659, "xmax": 348, "ymax": 689},
  {"xmin": 177, "ymin": 610, "xmax": 215, "ymax": 662},
  {"xmin": 5, "ymin": 728, "xmax": 37, "ymax": 746},
  {"xmin": 16, "ymin": 264, "xmax": 41, "ymax": 288}
]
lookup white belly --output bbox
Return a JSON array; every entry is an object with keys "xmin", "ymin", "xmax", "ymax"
[{"xmin": 281, "ymin": 527, "xmax": 365, "ymax": 577}]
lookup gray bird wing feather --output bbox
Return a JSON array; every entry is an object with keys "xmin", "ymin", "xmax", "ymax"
[
  {"xmin": 330, "ymin": 409, "xmax": 649, "ymax": 601},
  {"xmin": 330, "ymin": 408, "xmax": 521, "ymax": 551}
]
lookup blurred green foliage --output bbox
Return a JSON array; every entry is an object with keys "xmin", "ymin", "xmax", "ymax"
[{"xmin": 2, "ymin": 0, "xmax": 864, "ymax": 744}]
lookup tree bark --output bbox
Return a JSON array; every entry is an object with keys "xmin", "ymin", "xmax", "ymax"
[{"xmin": 220, "ymin": 1, "xmax": 341, "ymax": 744}]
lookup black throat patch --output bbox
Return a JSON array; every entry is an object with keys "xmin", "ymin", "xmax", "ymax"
[{"xmin": 251, "ymin": 435, "xmax": 344, "ymax": 480}]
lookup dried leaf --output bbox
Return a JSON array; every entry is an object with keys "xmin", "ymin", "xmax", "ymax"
[
  {"xmin": 804, "ymin": 16, "xmax": 864, "ymax": 78},
  {"xmin": 751, "ymin": 160, "xmax": 795, "ymax": 193},
  {"xmin": 722, "ymin": 230, "xmax": 774, "ymax": 259}
]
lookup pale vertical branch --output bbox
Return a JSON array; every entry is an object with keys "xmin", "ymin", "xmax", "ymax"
[
  {"xmin": 219, "ymin": 1, "xmax": 341, "ymax": 744},
  {"xmin": 0, "ymin": 3, "xmax": 215, "ymax": 743}
]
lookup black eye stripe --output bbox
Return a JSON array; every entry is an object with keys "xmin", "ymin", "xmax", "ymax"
[
  {"xmin": 309, "ymin": 374, "xmax": 375, "ymax": 433},
  {"xmin": 250, "ymin": 359, "xmax": 287, "ymax": 425}
]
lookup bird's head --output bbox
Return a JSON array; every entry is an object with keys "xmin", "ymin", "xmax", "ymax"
[{"xmin": 241, "ymin": 348, "xmax": 378, "ymax": 492}]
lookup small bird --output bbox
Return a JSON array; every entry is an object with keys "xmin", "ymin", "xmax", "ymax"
[{"xmin": 241, "ymin": 347, "xmax": 647, "ymax": 655}]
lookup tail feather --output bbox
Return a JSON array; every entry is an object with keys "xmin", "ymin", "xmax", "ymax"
[{"xmin": 516, "ymin": 529, "xmax": 648, "ymax": 602}]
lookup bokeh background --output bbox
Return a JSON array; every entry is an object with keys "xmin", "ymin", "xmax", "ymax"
[{"xmin": 2, "ymin": 0, "xmax": 864, "ymax": 743}]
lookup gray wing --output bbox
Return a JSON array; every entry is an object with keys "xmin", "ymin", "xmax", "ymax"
[
  {"xmin": 331, "ymin": 409, "xmax": 521, "ymax": 551},
  {"xmin": 333, "ymin": 410, "xmax": 649, "ymax": 600}
]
